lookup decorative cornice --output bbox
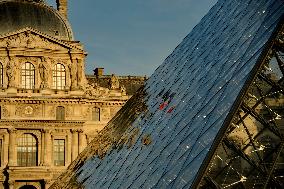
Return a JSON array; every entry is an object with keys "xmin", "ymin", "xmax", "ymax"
[
  {"xmin": 0, "ymin": 119, "xmax": 84, "ymax": 124},
  {"xmin": 0, "ymin": 97, "xmax": 126, "ymax": 106}
]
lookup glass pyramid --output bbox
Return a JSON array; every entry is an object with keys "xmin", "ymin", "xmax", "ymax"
[{"xmin": 51, "ymin": 0, "xmax": 284, "ymax": 188}]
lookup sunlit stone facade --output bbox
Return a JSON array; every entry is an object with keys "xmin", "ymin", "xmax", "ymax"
[{"xmin": 0, "ymin": 0, "xmax": 144, "ymax": 188}]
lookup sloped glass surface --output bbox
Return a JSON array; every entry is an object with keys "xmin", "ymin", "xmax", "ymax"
[
  {"xmin": 50, "ymin": 0, "xmax": 284, "ymax": 188},
  {"xmin": 198, "ymin": 22, "xmax": 284, "ymax": 188}
]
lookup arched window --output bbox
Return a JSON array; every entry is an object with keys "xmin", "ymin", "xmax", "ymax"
[
  {"xmin": 53, "ymin": 64, "xmax": 66, "ymax": 90},
  {"xmin": 56, "ymin": 106, "xmax": 65, "ymax": 120},
  {"xmin": 21, "ymin": 62, "xmax": 35, "ymax": 89},
  {"xmin": 0, "ymin": 63, "xmax": 3, "ymax": 87},
  {"xmin": 92, "ymin": 107, "xmax": 100, "ymax": 121},
  {"xmin": 17, "ymin": 134, "xmax": 38, "ymax": 166}
]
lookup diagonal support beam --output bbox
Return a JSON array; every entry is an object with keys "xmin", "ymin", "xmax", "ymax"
[{"xmin": 263, "ymin": 141, "xmax": 284, "ymax": 188}]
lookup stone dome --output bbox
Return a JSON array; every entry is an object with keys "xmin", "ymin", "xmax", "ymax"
[{"xmin": 0, "ymin": 0, "xmax": 73, "ymax": 40}]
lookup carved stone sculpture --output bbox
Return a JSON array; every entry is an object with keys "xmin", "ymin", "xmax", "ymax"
[
  {"xmin": 69, "ymin": 62, "xmax": 77, "ymax": 90},
  {"xmin": 109, "ymin": 74, "xmax": 119, "ymax": 89},
  {"xmin": 6, "ymin": 61, "xmax": 15, "ymax": 88},
  {"xmin": 39, "ymin": 59, "xmax": 48, "ymax": 89}
]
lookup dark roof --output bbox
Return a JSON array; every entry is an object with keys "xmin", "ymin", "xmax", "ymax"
[
  {"xmin": 51, "ymin": 0, "xmax": 284, "ymax": 188},
  {"xmin": 0, "ymin": 0, "xmax": 73, "ymax": 40},
  {"xmin": 86, "ymin": 75, "xmax": 147, "ymax": 96}
]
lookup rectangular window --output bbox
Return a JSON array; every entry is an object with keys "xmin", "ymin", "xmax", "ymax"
[
  {"xmin": 92, "ymin": 107, "xmax": 100, "ymax": 121},
  {"xmin": 56, "ymin": 106, "xmax": 65, "ymax": 120},
  {"xmin": 54, "ymin": 139, "xmax": 65, "ymax": 166}
]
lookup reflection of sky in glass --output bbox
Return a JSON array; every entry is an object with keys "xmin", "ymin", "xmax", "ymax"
[
  {"xmin": 70, "ymin": 0, "xmax": 284, "ymax": 188},
  {"xmin": 269, "ymin": 54, "xmax": 283, "ymax": 80}
]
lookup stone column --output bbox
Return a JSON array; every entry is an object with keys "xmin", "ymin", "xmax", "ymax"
[
  {"xmin": 71, "ymin": 129, "xmax": 78, "ymax": 161},
  {"xmin": 3, "ymin": 131, "xmax": 9, "ymax": 167},
  {"xmin": 43, "ymin": 129, "xmax": 52, "ymax": 166},
  {"xmin": 78, "ymin": 130, "xmax": 86, "ymax": 153},
  {"xmin": 40, "ymin": 130, "xmax": 45, "ymax": 166},
  {"xmin": 8, "ymin": 128, "xmax": 17, "ymax": 166},
  {"xmin": 67, "ymin": 132, "xmax": 72, "ymax": 166}
]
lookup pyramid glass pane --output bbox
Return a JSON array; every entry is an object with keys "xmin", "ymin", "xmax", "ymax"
[{"xmin": 51, "ymin": 0, "xmax": 284, "ymax": 188}]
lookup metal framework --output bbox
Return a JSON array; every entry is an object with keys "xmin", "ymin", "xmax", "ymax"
[{"xmin": 196, "ymin": 22, "xmax": 284, "ymax": 189}]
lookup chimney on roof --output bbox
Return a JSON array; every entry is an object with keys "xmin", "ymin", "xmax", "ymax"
[
  {"xmin": 56, "ymin": 0, "xmax": 68, "ymax": 19},
  {"xmin": 94, "ymin": 68, "xmax": 104, "ymax": 76}
]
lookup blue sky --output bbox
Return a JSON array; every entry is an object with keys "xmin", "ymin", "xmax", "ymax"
[{"xmin": 46, "ymin": 0, "xmax": 217, "ymax": 76}]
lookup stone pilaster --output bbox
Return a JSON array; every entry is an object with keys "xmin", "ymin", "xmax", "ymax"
[
  {"xmin": 78, "ymin": 130, "xmax": 86, "ymax": 153},
  {"xmin": 67, "ymin": 132, "xmax": 72, "ymax": 166},
  {"xmin": 71, "ymin": 129, "xmax": 78, "ymax": 161},
  {"xmin": 40, "ymin": 130, "xmax": 45, "ymax": 166},
  {"xmin": 43, "ymin": 129, "xmax": 52, "ymax": 166},
  {"xmin": 8, "ymin": 128, "xmax": 17, "ymax": 166},
  {"xmin": 3, "ymin": 130, "xmax": 9, "ymax": 167}
]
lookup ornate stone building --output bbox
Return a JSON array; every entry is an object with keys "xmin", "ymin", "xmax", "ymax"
[{"xmin": 0, "ymin": 0, "xmax": 145, "ymax": 188}]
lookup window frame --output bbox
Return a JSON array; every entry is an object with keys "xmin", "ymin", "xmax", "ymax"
[
  {"xmin": 56, "ymin": 106, "xmax": 65, "ymax": 120},
  {"xmin": 52, "ymin": 63, "xmax": 66, "ymax": 90},
  {"xmin": 21, "ymin": 62, "xmax": 35, "ymax": 89},
  {"xmin": 53, "ymin": 139, "xmax": 65, "ymax": 166},
  {"xmin": 17, "ymin": 134, "xmax": 38, "ymax": 167},
  {"xmin": 92, "ymin": 107, "xmax": 100, "ymax": 121}
]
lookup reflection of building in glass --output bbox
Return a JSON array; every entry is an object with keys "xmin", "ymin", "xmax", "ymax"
[
  {"xmin": 0, "ymin": 0, "xmax": 145, "ymax": 188},
  {"xmin": 51, "ymin": 0, "xmax": 284, "ymax": 188}
]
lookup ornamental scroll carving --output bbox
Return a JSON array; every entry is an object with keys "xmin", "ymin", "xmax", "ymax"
[
  {"xmin": 84, "ymin": 83, "xmax": 110, "ymax": 98},
  {"xmin": 2, "ymin": 105, "xmax": 10, "ymax": 117}
]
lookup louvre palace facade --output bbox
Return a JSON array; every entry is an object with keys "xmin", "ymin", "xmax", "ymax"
[{"xmin": 0, "ymin": 0, "xmax": 145, "ymax": 188}]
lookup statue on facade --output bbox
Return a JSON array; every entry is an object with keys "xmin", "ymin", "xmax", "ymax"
[
  {"xmin": 120, "ymin": 85, "xmax": 126, "ymax": 94},
  {"xmin": 39, "ymin": 61, "xmax": 48, "ymax": 89},
  {"xmin": 6, "ymin": 61, "xmax": 15, "ymax": 88},
  {"xmin": 109, "ymin": 74, "xmax": 120, "ymax": 89}
]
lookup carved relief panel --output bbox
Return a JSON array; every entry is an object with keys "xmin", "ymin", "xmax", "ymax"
[
  {"xmin": 0, "ymin": 31, "xmax": 68, "ymax": 50},
  {"xmin": 15, "ymin": 104, "xmax": 42, "ymax": 118},
  {"xmin": 1, "ymin": 105, "xmax": 10, "ymax": 118}
]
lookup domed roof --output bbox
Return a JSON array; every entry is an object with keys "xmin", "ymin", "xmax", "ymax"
[{"xmin": 0, "ymin": 0, "xmax": 73, "ymax": 40}]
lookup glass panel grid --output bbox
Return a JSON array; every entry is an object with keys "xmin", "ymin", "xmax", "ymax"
[{"xmin": 50, "ymin": 0, "xmax": 284, "ymax": 188}]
